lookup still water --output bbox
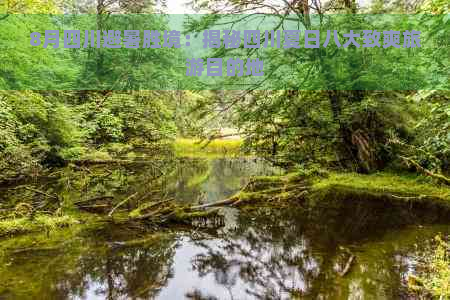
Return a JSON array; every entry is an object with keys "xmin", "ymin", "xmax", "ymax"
[{"xmin": 0, "ymin": 157, "xmax": 449, "ymax": 299}]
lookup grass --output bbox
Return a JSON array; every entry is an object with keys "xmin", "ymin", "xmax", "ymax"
[
  {"xmin": 0, "ymin": 215, "xmax": 79, "ymax": 237},
  {"xmin": 173, "ymin": 138, "xmax": 243, "ymax": 157},
  {"xmin": 312, "ymin": 172, "xmax": 450, "ymax": 203}
]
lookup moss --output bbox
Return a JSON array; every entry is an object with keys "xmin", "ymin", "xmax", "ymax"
[
  {"xmin": 225, "ymin": 172, "xmax": 311, "ymax": 209},
  {"xmin": 311, "ymin": 172, "xmax": 450, "ymax": 203},
  {"xmin": 173, "ymin": 138, "xmax": 242, "ymax": 157},
  {"xmin": 293, "ymin": 166, "xmax": 329, "ymax": 180},
  {"xmin": 235, "ymin": 171, "xmax": 450, "ymax": 214},
  {"xmin": 243, "ymin": 175, "xmax": 285, "ymax": 192},
  {"xmin": 160, "ymin": 207, "xmax": 224, "ymax": 227},
  {"xmin": 0, "ymin": 215, "xmax": 80, "ymax": 237}
]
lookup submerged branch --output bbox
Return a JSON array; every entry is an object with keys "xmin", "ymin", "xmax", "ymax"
[
  {"xmin": 190, "ymin": 197, "xmax": 239, "ymax": 210},
  {"xmin": 338, "ymin": 254, "xmax": 355, "ymax": 277},
  {"xmin": 108, "ymin": 192, "xmax": 138, "ymax": 217}
]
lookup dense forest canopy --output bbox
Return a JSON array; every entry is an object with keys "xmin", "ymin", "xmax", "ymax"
[
  {"xmin": 0, "ymin": 1, "xmax": 449, "ymax": 299},
  {"xmin": 0, "ymin": 0, "xmax": 448, "ymax": 183}
]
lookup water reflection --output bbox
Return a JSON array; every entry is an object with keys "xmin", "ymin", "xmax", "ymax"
[
  {"xmin": 0, "ymin": 157, "xmax": 283, "ymax": 215},
  {"xmin": 0, "ymin": 230, "xmax": 178, "ymax": 300},
  {"xmin": 1, "ymin": 157, "xmax": 449, "ymax": 299},
  {"xmin": 163, "ymin": 157, "xmax": 283, "ymax": 204},
  {"xmin": 1, "ymin": 203, "xmax": 448, "ymax": 299}
]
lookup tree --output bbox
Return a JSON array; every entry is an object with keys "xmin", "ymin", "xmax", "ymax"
[{"xmin": 185, "ymin": 0, "xmax": 448, "ymax": 173}]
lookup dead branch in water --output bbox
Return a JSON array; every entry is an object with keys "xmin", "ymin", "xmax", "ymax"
[
  {"xmin": 190, "ymin": 197, "xmax": 239, "ymax": 210},
  {"xmin": 338, "ymin": 254, "xmax": 355, "ymax": 277},
  {"xmin": 108, "ymin": 192, "xmax": 138, "ymax": 217}
]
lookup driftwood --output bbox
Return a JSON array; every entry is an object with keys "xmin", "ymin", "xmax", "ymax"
[
  {"xmin": 0, "ymin": 175, "xmax": 28, "ymax": 187},
  {"xmin": 104, "ymin": 174, "xmax": 309, "ymax": 227},
  {"xmin": 77, "ymin": 204, "xmax": 110, "ymax": 210},
  {"xmin": 389, "ymin": 194, "xmax": 428, "ymax": 201},
  {"xmin": 139, "ymin": 198, "xmax": 174, "ymax": 211}
]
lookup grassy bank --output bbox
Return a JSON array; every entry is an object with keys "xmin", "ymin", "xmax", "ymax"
[
  {"xmin": 220, "ymin": 170, "xmax": 450, "ymax": 213},
  {"xmin": 310, "ymin": 172, "xmax": 450, "ymax": 207},
  {"xmin": 1, "ymin": 170, "xmax": 448, "ymax": 239},
  {"xmin": 173, "ymin": 138, "xmax": 242, "ymax": 157}
]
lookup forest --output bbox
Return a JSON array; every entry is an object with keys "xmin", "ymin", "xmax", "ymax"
[{"xmin": 0, "ymin": 0, "xmax": 449, "ymax": 299}]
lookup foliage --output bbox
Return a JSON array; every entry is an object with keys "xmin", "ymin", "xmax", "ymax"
[
  {"xmin": 0, "ymin": 1, "xmax": 192, "ymax": 180},
  {"xmin": 411, "ymin": 91, "xmax": 449, "ymax": 174},
  {"xmin": 421, "ymin": 235, "xmax": 450, "ymax": 298},
  {"xmin": 409, "ymin": 235, "xmax": 450, "ymax": 298},
  {"xmin": 184, "ymin": 0, "xmax": 448, "ymax": 175}
]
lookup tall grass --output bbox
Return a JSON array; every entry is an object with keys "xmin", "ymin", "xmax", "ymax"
[{"xmin": 173, "ymin": 138, "xmax": 242, "ymax": 157}]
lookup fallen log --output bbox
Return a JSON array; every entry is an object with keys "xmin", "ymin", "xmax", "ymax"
[{"xmin": 400, "ymin": 156, "xmax": 450, "ymax": 186}]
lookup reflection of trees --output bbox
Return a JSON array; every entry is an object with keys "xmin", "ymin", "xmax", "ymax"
[
  {"xmin": 0, "ymin": 157, "xmax": 281, "ymax": 214},
  {"xmin": 190, "ymin": 212, "xmax": 324, "ymax": 299},
  {"xmin": 0, "ymin": 156, "xmax": 180, "ymax": 213},
  {"xmin": 0, "ymin": 233, "xmax": 177, "ymax": 300},
  {"xmin": 174, "ymin": 158, "xmax": 280, "ymax": 204},
  {"xmin": 59, "ymin": 158, "xmax": 179, "ymax": 206},
  {"xmin": 188, "ymin": 200, "xmax": 442, "ymax": 299},
  {"xmin": 143, "ymin": 157, "xmax": 279, "ymax": 204},
  {"xmin": 162, "ymin": 158, "xmax": 211, "ymax": 202},
  {"xmin": 78, "ymin": 239, "xmax": 176, "ymax": 299},
  {"xmin": 1, "ymin": 200, "xmax": 448, "ymax": 299}
]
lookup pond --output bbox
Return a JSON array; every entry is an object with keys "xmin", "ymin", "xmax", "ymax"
[
  {"xmin": 0, "ymin": 156, "xmax": 449, "ymax": 299},
  {"xmin": 0, "ymin": 156, "xmax": 283, "ymax": 212}
]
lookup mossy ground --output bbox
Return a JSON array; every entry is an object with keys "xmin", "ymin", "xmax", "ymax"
[
  {"xmin": 1, "ymin": 170, "xmax": 448, "ymax": 240},
  {"xmin": 311, "ymin": 172, "xmax": 450, "ymax": 206},
  {"xmin": 0, "ymin": 213, "xmax": 100, "ymax": 238},
  {"xmin": 231, "ymin": 170, "xmax": 450, "ymax": 213},
  {"xmin": 313, "ymin": 172, "xmax": 449, "ymax": 198}
]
